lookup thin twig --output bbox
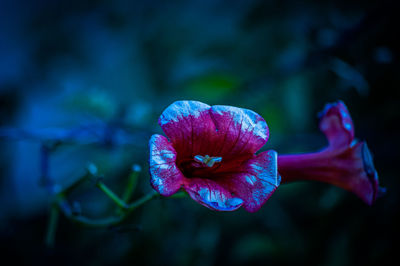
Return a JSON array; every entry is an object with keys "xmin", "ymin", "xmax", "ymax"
[
  {"xmin": 44, "ymin": 204, "xmax": 60, "ymax": 248},
  {"xmin": 56, "ymin": 190, "xmax": 160, "ymax": 228},
  {"xmin": 96, "ymin": 180, "xmax": 129, "ymax": 210},
  {"xmin": 122, "ymin": 165, "xmax": 141, "ymax": 202},
  {"xmin": 127, "ymin": 191, "xmax": 159, "ymax": 212},
  {"xmin": 0, "ymin": 126, "xmax": 148, "ymax": 147}
]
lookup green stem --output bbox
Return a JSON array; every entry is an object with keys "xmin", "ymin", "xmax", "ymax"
[
  {"xmin": 52, "ymin": 164, "xmax": 163, "ymax": 228},
  {"xmin": 67, "ymin": 214, "xmax": 125, "ymax": 227},
  {"xmin": 56, "ymin": 194, "xmax": 125, "ymax": 227},
  {"xmin": 56, "ymin": 190, "xmax": 160, "ymax": 228},
  {"xmin": 63, "ymin": 172, "xmax": 91, "ymax": 195},
  {"xmin": 122, "ymin": 169, "xmax": 139, "ymax": 202},
  {"xmin": 96, "ymin": 180, "xmax": 128, "ymax": 209},
  {"xmin": 45, "ymin": 204, "xmax": 60, "ymax": 248},
  {"xmin": 127, "ymin": 191, "xmax": 159, "ymax": 211}
]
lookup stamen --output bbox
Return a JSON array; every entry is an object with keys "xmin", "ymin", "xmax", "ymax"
[{"xmin": 194, "ymin": 155, "xmax": 222, "ymax": 167}]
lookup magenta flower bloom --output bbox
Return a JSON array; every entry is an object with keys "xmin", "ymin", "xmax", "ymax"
[
  {"xmin": 149, "ymin": 101, "xmax": 280, "ymax": 212},
  {"xmin": 278, "ymin": 101, "xmax": 382, "ymax": 205}
]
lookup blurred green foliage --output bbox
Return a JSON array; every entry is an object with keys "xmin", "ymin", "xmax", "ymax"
[{"xmin": 184, "ymin": 72, "xmax": 241, "ymax": 101}]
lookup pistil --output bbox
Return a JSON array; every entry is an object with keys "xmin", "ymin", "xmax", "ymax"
[{"xmin": 194, "ymin": 155, "xmax": 222, "ymax": 167}]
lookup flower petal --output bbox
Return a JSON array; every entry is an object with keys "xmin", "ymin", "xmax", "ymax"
[
  {"xmin": 361, "ymin": 142, "xmax": 380, "ymax": 203},
  {"xmin": 158, "ymin": 101, "xmax": 269, "ymax": 160},
  {"xmin": 158, "ymin": 100, "xmax": 217, "ymax": 158},
  {"xmin": 149, "ymin": 134, "xmax": 185, "ymax": 196},
  {"xmin": 318, "ymin": 100, "xmax": 355, "ymax": 148},
  {"xmin": 349, "ymin": 141, "xmax": 380, "ymax": 205},
  {"xmin": 210, "ymin": 105, "xmax": 269, "ymax": 159},
  {"xmin": 220, "ymin": 150, "xmax": 280, "ymax": 212},
  {"xmin": 183, "ymin": 178, "xmax": 244, "ymax": 211}
]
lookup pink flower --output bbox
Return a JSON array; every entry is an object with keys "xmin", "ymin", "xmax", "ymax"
[
  {"xmin": 149, "ymin": 101, "xmax": 280, "ymax": 212},
  {"xmin": 278, "ymin": 101, "xmax": 383, "ymax": 205}
]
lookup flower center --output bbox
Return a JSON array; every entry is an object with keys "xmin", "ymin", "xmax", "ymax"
[{"xmin": 194, "ymin": 155, "xmax": 222, "ymax": 168}]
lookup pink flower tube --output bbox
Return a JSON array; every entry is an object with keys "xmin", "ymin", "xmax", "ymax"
[{"xmin": 278, "ymin": 101, "xmax": 382, "ymax": 205}]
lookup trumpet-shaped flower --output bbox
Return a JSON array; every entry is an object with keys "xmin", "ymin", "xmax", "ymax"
[
  {"xmin": 278, "ymin": 101, "xmax": 382, "ymax": 205},
  {"xmin": 149, "ymin": 101, "xmax": 280, "ymax": 212}
]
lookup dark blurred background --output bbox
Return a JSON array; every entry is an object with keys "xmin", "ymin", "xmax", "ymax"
[{"xmin": 0, "ymin": 0, "xmax": 399, "ymax": 265}]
